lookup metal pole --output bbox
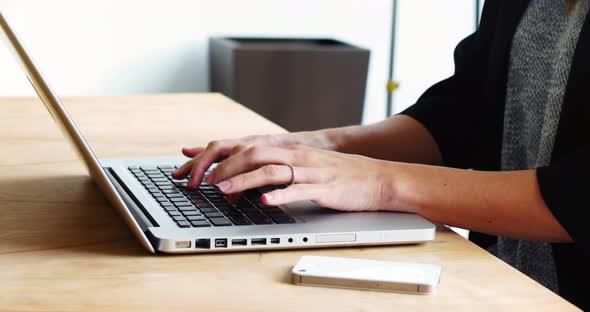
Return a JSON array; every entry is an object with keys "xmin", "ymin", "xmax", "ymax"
[
  {"xmin": 386, "ymin": 0, "xmax": 398, "ymax": 118},
  {"xmin": 475, "ymin": 0, "xmax": 481, "ymax": 28}
]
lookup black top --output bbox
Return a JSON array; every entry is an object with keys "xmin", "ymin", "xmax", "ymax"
[{"xmin": 401, "ymin": 1, "xmax": 589, "ymax": 309}]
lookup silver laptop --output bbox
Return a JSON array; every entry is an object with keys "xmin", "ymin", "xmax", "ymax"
[{"xmin": 0, "ymin": 12, "xmax": 435, "ymax": 253}]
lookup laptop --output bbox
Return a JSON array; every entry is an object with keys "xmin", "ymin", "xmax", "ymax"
[{"xmin": 0, "ymin": 12, "xmax": 435, "ymax": 253}]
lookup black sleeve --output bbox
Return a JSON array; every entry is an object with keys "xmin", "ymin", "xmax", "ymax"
[
  {"xmin": 401, "ymin": 0, "xmax": 590, "ymax": 255},
  {"xmin": 537, "ymin": 147, "xmax": 590, "ymax": 256},
  {"xmin": 401, "ymin": 1, "xmax": 503, "ymax": 171},
  {"xmin": 399, "ymin": 2, "xmax": 503, "ymax": 250}
]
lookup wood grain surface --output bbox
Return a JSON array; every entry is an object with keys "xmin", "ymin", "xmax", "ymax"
[{"xmin": 0, "ymin": 94, "xmax": 578, "ymax": 311}]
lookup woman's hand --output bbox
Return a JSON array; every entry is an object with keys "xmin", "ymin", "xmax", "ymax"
[
  {"xmin": 176, "ymin": 144, "xmax": 401, "ymax": 212},
  {"xmin": 172, "ymin": 131, "xmax": 336, "ymax": 187}
]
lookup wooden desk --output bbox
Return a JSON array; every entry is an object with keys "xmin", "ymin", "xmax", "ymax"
[{"xmin": 0, "ymin": 94, "xmax": 579, "ymax": 311}]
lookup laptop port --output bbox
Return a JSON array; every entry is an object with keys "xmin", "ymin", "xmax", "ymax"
[
  {"xmin": 175, "ymin": 240, "xmax": 192, "ymax": 249},
  {"xmin": 195, "ymin": 239, "xmax": 211, "ymax": 249},
  {"xmin": 270, "ymin": 238, "xmax": 280, "ymax": 244},
  {"xmin": 251, "ymin": 238, "xmax": 267, "ymax": 245},
  {"xmin": 231, "ymin": 239, "xmax": 247, "ymax": 246},
  {"xmin": 215, "ymin": 239, "xmax": 228, "ymax": 248}
]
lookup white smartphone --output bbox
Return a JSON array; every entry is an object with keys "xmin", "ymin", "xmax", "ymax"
[{"xmin": 292, "ymin": 256, "xmax": 441, "ymax": 294}]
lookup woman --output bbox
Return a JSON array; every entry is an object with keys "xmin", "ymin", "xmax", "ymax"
[{"xmin": 174, "ymin": 0, "xmax": 589, "ymax": 309}]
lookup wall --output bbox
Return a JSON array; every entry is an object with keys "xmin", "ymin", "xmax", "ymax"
[{"xmin": 0, "ymin": 0, "xmax": 476, "ymax": 124}]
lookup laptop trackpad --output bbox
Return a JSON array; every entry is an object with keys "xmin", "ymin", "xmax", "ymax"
[{"xmin": 282, "ymin": 201, "xmax": 348, "ymax": 223}]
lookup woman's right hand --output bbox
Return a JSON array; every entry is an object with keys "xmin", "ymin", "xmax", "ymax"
[{"xmin": 172, "ymin": 131, "xmax": 335, "ymax": 188}]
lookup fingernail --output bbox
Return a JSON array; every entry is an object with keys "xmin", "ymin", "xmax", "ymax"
[
  {"xmin": 263, "ymin": 193, "xmax": 273, "ymax": 202},
  {"xmin": 217, "ymin": 180, "xmax": 231, "ymax": 192}
]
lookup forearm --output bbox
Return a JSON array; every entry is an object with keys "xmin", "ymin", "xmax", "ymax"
[
  {"xmin": 392, "ymin": 163, "xmax": 572, "ymax": 242},
  {"xmin": 305, "ymin": 115, "xmax": 443, "ymax": 165}
]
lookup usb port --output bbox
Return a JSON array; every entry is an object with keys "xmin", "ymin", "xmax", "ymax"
[
  {"xmin": 270, "ymin": 238, "xmax": 280, "ymax": 244},
  {"xmin": 175, "ymin": 240, "xmax": 192, "ymax": 249},
  {"xmin": 215, "ymin": 239, "xmax": 228, "ymax": 248},
  {"xmin": 195, "ymin": 239, "xmax": 211, "ymax": 249},
  {"xmin": 232, "ymin": 239, "xmax": 247, "ymax": 246},
  {"xmin": 251, "ymin": 238, "xmax": 267, "ymax": 245}
]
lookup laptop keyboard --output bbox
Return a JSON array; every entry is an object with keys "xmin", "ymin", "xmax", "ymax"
[{"xmin": 128, "ymin": 166, "xmax": 296, "ymax": 228}]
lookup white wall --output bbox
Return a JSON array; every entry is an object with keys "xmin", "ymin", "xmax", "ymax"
[
  {"xmin": 0, "ymin": 0, "xmax": 476, "ymax": 124},
  {"xmin": 394, "ymin": 1, "xmax": 475, "ymax": 114}
]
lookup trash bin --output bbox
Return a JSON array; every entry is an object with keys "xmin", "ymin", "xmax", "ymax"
[{"xmin": 209, "ymin": 37, "xmax": 370, "ymax": 132}]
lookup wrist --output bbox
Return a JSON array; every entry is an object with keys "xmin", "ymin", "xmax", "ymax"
[
  {"xmin": 277, "ymin": 124, "xmax": 368, "ymax": 152},
  {"xmin": 316, "ymin": 126, "xmax": 363, "ymax": 152},
  {"xmin": 378, "ymin": 161, "xmax": 424, "ymax": 214},
  {"xmin": 280, "ymin": 129, "xmax": 341, "ymax": 151},
  {"xmin": 311, "ymin": 128, "xmax": 341, "ymax": 151}
]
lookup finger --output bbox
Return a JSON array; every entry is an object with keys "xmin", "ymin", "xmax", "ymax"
[
  {"xmin": 173, "ymin": 147, "xmax": 206, "ymax": 178},
  {"xmin": 187, "ymin": 140, "xmax": 236, "ymax": 188},
  {"xmin": 261, "ymin": 184, "xmax": 323, "ymax": 206},
  {"xmin": 217, "ymin": 165, "xmax": 318, "ymax": 194},
  {"xmin": 173, "ymin": 157, "xmax": 197, "ymax": 178},
  {"xmin": 182, "ymin": 147, "xmax": 205, "ymax": 158},
  {"xmin": 207, "ymin": 146, "xmax": 295, "ymax": 185}
]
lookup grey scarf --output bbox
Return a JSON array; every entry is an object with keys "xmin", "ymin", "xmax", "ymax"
[{"xmin": 493, "ymin": 0, "xmax": 589, "ymax": 293}]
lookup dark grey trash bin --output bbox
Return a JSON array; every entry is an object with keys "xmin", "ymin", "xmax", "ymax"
[{"xmin": 209, "ymin": 37, "xmax": 370, "ymax": 132}]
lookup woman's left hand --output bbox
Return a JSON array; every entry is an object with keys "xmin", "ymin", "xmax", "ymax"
[{"xmin": 176, "ymin": 145, "xmax": 399, "ymax": 212}]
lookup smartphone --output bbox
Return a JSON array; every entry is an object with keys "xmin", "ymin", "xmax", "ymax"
[{"xmin": 292, "ymin": 256, "xmax": 441, "ymax": 294}]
